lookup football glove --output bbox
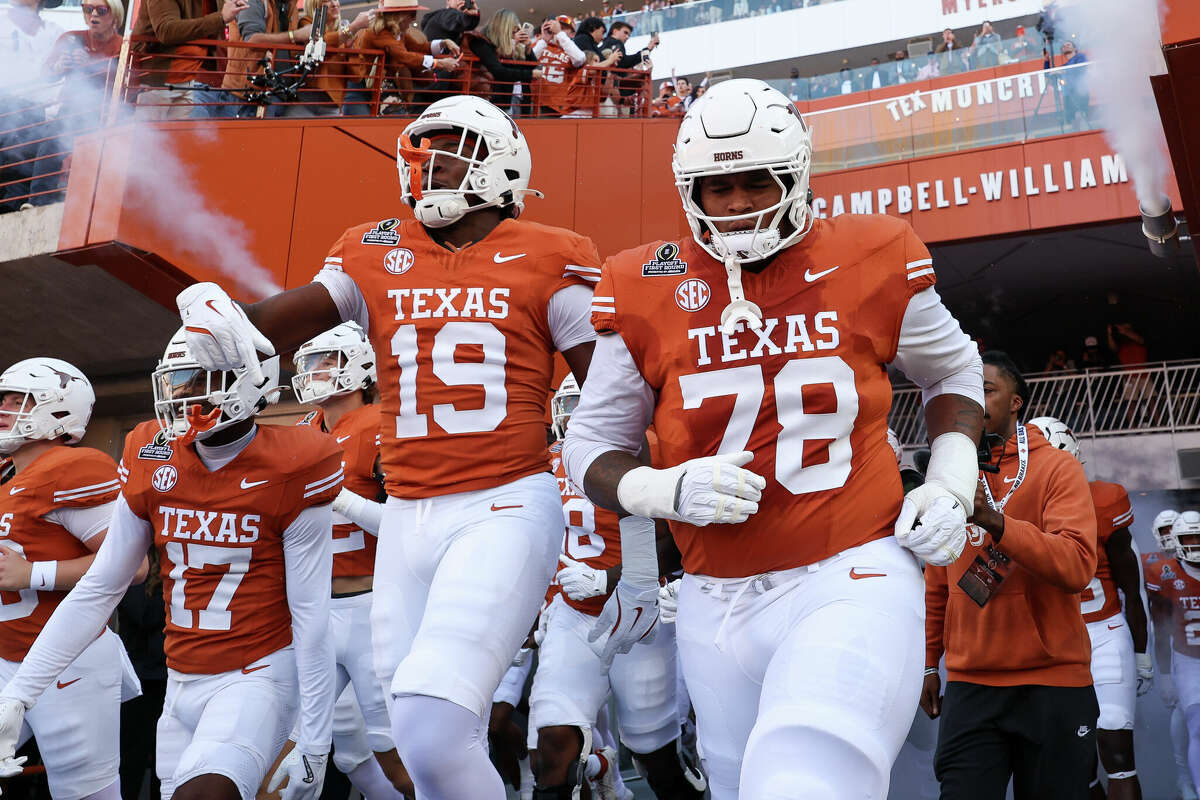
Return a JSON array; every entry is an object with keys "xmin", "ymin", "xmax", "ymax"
[
  {"xmin": 658, "ymin": 578, "xmax": 681, "ymax": 624},
  {"xmin": 588, "ymin": 581, "xmax": 658, "ymax": 663},
  {"xmin": 557, "ymin": 555, "xmax": 607, "ymax": 601},
  {"xmin": 0, "ymin": 698, "xmax": 28, "ymax": 781},
  {"xmin": 177, "ymin": 282, "xmax": 274, "ymax": 384},
  {"xmin": 1136, "ymin": 652, "xmax": 1154, "ymax": 697},
  {"xmin": 267, "ymin": 748, "xmax": 327, "ymax": 800},
  {"xmin": 895, "ymin": 484, "xmax": 968, "ymax": 567},
  {"xmin": 617, "ymin": 451, "xmax": 765, "ymax": 526}
]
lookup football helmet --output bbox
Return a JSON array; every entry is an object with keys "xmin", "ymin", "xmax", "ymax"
[
  {"xmin": 1174, "ymin": 510, "xmax": 1200, "ymax": 564},
  {"xmin": 0, "ymin": 358, "xmax": 94, "ymax": 455},
  {"xmin": 551, "ymin": 374, "xmax": 580, "ymax": 441},
  {"xmin": 153, "ymin": 327, "xmax": 282, "ymax": 442},
  {"xmin": 1154, "ymin": 509, "xmax": 1180, "ymax": 553},
  {"xmin": 397, "ymin": 95, "xmax": 541, "ymax": 228},
  {"xmin": 292, "ymin": 322, "xmax": 377, "ymax": 405},
  {"xmin": 1028, "ymin": 416, "xmax": 1080, "ymax": 461},
  {"xmin": 673, "ymin": 79, "xmax": 813, "ymax": 331}
]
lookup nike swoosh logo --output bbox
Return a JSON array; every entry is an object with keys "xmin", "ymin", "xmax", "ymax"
[
  {"xmin": 493, "ymin": 252, "xmax": 526, "ymax": 263},
  {"xmin": 1003, "ymin": 476, "xmax": 1018, "ymax": 484},
  {"xmin": 336, "ymin": 435, "xmax": 352, "ymax": 444},
  {"xmin": 56, "ymin": 678, "xmax": 82, "ymax": 689},
  {"xmin": 803, "ymin": 265, "xmax": 839, "ymax": 282},
  {"xmin": 849, "ymin": 568, "xmax": 887, "ymax": 580},
  {"xmin": 240, "ymin": 478, "xmax": 268, "ymax": 490},
  {"xmin": 9, "ymin": 487, "xmax": 25, "ymax": 495},
  {"xmin": 204, "ymin": 299, "xmax": 224, "ymax": 316},
  {"xmin": 1108, "ymin": 622, "xmax": 1122, "ymax": 630},
  {"xmin": 241, "ymin": 664, "xmax": 270, "ymax": 674},
  {"xmin": 490, "ymin": 503, "xmax": 524, "ymax": 511}
]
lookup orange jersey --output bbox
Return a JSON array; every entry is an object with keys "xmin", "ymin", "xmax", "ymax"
[
  {"xmin": 0, "ymin": 448, "xmax": 119, "ymax": 661},
  {"xmin": 537, "ymin": 42, "xmax": 589, "ymax": 113},
  {"xmin": 1080, "ymin": 480, "xmax": 1134, "ymax": 624},
  {"xmin": 592, "ymin": 216, "xmax": 936, "ymax": 578},
  {"xmin": 321, "ymin": 217, "xmax": 601, "ymax": 499},
  {"xmin": 298, "ymin": 404, "xmax": 383, "ymax": 579},
  {"xmin": 551, "ymin": 440, "xmax": 620, "ymax": 616},
  {"xmin": 120, "ymin": 421, "xmax": 343, "ymax": 674},
  {"xmin": 1145, "ymin": 552, "xmax": 1200, "ymax": 658}
]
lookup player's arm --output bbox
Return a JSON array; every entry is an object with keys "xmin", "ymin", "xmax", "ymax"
[
  {"xmin": 889, "ymin": 287, "xmax": 984, "ymax": 566},
  {"xmin": 332, "ymin": 489, "xmax": 383, "ymax": 535},
  {"xmin": 1109, "ymin": 528, "xmax": 1148, "ymax": 652},
  {"xmin": 0, "ymin": 495, "xmax": 152, "ymax": 767},
  {"xmin": 921, "ymin": 564, "xmax": 949, "ymax": 718}
]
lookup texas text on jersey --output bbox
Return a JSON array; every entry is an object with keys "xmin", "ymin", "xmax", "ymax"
[
  {"xmin": 318, "ymin": 217, "xmax": 600, "ymax": 499},
  {"xmin": 119, "ymin": 420, "xmax": 343, "ymax": 673},
  {"xmin": 551, "ymin": 440, "xmax": 620, "ymax": 615},
  {"xmin": 0, "ymin": 447, "xmax": 120, "ymax": 661},
  {"xmin": 298, "ymin": 404, "xmax": 383, "ymax": 578},
  {"xmin": 1081, "ymin": 480, "xmax": 1135, "ymax": 624},
  {"xmin": 590, "ymin": 215, "xmax": 934, "ymax": 578},
  {"xmin": 1146, "ymin": 553, "xmax": 1200, "ymax": 659}
]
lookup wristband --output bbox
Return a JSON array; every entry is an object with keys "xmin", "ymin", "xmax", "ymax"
[
  {"xmin": 288, "ymin": 29, "xmax": 295, "ymax": 43},
  {"xmin": 30, "ymin": 561, "xmax": 58, "ymax": 592},
  {"xmin": 923, "ymin": 667, "xmax": 938, "ymax": 676}
]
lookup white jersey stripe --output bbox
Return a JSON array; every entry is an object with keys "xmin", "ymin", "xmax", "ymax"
[
  {"xmin": 906, "ymin": 258, "xmax": 933, "ymax": 271},
  {"xmin": 564, "ymin": 265, "xmax": 602, "ymax": 273},
  {"xmin": 54, "ymin": 480, "xmax": 122, "ymax": 501},
  {"xmin": 906, "ymin": 268, "xmax": 936, "ymax": 281}
]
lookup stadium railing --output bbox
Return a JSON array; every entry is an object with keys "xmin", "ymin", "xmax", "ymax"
[
  {"xmin": 889, "ymin": 360, "xmax": 1200, "ymax": 446},
  {"xmin": 602, "ymin": 0, "xmax": 846, "ymax": 38}
]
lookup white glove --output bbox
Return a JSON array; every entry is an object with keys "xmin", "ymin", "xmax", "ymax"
[
  {"xmin": 617, "ymin": 451, "xmax": 766, "ymax": 526},
  {"xmin": 1136, "ymin": 652, "xmax": 1154, "ymax": 697},
  {"xmin": 558, "ymin": 555, "xmax": 607, "ymax": 601},
  {"xmin": 0, "ymin": 698, "xmax": 28, "ymax": 779},
  {"xmin": 533, "ymin": 606, "xmax": 551, "ymax": 648},
  {"xmin": 267, "ymin": 748, "xmax": 327, "ymax": 800},
  {"xmin": 895, "ymin": 484, "xmax": 968, "ymax": 567},
  {"xmin": 658, "ymin": 578, "xmax": 681, "ymax": 624},
  {"xmin": 588, "ymin": 580, "xmax": 658, "ymax": 663},
  {"xmin": 177, "ymin": 282, "xmax": 274, "ymax": 384},
  {"xmin": 1160, "ymin": 672, "xmax": 1178, "ymax": 709}
]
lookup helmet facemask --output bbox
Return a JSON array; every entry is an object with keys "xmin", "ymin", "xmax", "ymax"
[
  {"xmin": 153, "ymin": 343, "xmax": 282, "ymax": 443},
  {"xmin": 550, "ymin": 383, "xmax": 580, "ymax": 441}
]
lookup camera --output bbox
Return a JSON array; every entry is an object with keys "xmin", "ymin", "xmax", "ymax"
[{"xmin": 1036, "ymin": 1, "xmax": 1058, "ymax": 42}]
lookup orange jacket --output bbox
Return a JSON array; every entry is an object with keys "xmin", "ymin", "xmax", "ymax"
[{"xmin": 925, "ymin": 425, "xmax": 1097, "ymax": 687}]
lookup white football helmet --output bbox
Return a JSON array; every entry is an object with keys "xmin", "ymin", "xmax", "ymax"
[
  {"xmin": 1154, "ymin": 509, "xmax": 1180, "ymax": 553},
  {"xmin": 674, "ymin": 79, "xmax": 813, "ymax": 331},
  {"xmin": 153, "ymin": 327, "xmax": 282, "ymax": 442},
  {"xmin": 1028, "ymin": 416, "xmax": 1080, "ymax": 461},
  {"xmin": 1174, "ymin": 510, "xmax": 1200, "ymax": 564},
  {"xmin": 0, "ymin": 358, "xmax": 94, "ymax": 455},
  {"xmin": 292, "ymin": 322, "xmax": 376, "ymax": 405},
  {"xmin": 551, "ymin": 374, "xmax": 580, "ymax": 441},
  {"xmin": 397, "ymin": 95, "xmax": 541, "ymax": 229}
]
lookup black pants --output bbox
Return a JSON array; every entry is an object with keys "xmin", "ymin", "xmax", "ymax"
[{"xmin": 935, "ymin": 681, "xmax": 1099, "ymax": 800}]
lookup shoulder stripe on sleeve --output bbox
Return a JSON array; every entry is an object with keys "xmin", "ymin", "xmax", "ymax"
[
  {"xmin": 565, "ymin": 264, "xmax": 601, "ymax": 274},
  {"xmin": 53, "ymin": 479, "xmax": 122, "ymax": 502},
  {"xmin": 564, "ymin": 266, "xmax": 600, "ymax": 282},
  {"xmin": 1146, "ymin": 582, "xmax": 1161, "ymax": 591},
  {"xmin": 907, "ymin": 268, "xmax": 935, "ymax": 281},
  {"xmin": 325, "ymin": 256, "xmax": 343, "ymax": 264},
  {"xmin": 303, "ymin": 464, "xmax": 345, "ymax": 499},
  {"xmin": 592, "ymin": 296, "xmax": 614, "ymax": 303},
  {"xmin": 591, "ymin": 305, "xmax": 616, "ymax": 314},
  {"xmin": 1113, "ymin": 509, "xmax": 1134, "ymax": 526},
  {"xmin": 906, "ymin": 258, "xmax": 933, "ymax": 271}
]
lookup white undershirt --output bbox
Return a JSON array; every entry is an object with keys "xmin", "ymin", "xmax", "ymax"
[
  {"xmin": 194, "ymin": 425, "xmax": 258, "ymax": 471},
  {"xmin": 44, "ymin": 502, "xmax": 116, "ymax": 544},
  {"xmin": 313, "ymin": 269, "xmax": 595, "ymax": 353},
  {"xmin": 561, "ymin": 286, "xmax": 983, "ymax": 484}
]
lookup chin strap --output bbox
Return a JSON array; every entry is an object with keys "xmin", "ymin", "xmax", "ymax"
[
  {"xmin": 181, "ymin": 404, "xmax": 221, "ymax": 446},
  {"xmin": 719, "ymin": 254, "xmax": 763, "ymax": 335}
]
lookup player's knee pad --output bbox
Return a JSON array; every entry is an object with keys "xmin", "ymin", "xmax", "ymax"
[{"xmin": 332, "ymin": 747, "xmax": 372, "ymax": 775}]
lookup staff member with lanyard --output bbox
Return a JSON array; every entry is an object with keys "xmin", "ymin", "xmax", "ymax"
[{"xmin": 921, "ymin": 350, "xmax": 1100, "ymax": 800}]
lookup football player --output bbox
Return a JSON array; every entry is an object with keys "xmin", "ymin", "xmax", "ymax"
[
  {"xmin": 561, "ymin": 79, "xmax": 984, "ymax": 798},
  {"xmin": 0, "ymin": 330, "xmax": 341, "ymax": 800},
  {"xmin": 0, "ymin": 358, "xmax": 143, "ymax": 800},
  {"xmin": 1029, "ymin": 417, "xmax": 1149, "ymax": 800},
  {"xmin": 530, "ymin": 376, "xmax": 703, "ymax": 800},
  {"xmin": 1148, "ymin": 511, "xmax": 1200, "ymax": 800},
  {"xmin": 170, "ymin": 94, "xmax": 602, "ymax": 799},
  {"xmin": 284, "ymin": 321, "xmax": 411, "ymax": 799}
]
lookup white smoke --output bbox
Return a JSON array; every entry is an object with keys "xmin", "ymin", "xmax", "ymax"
[{"xmin": 1056, "ymin": 0, "xmax": 1172, "ymax": 213}]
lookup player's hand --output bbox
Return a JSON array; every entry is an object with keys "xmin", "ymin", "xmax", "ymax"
[
  {"xmin": 0, "ymin": 547, "xmax": 32, "ymax": 592},
  {"xmin": 0, "ymin": 698, "xmax": 28, "ymax": 779},
  {"xmin": 895, "ymin": 484, "xmax": 968, "ymax": 567},
  {"xmin": 919, "ymin": 672, "xmax": 941, "ymax": 719},
  {"xmin": 588, "ymin": 580, "xmax": 658, "ymax": 663},
  {"xmin": 267, "ymin": 749, "xmax": 326, "ymax": 800},
  {"xmin": 657, "ymin": 578, "xmax": 681, "ymax": 624},
  {"xmin": 617, "ymin": 452, "xmax": 766, "ymax": 526},
  {"xmin": 1160, "ymin": 673, "xmax": 1178, "ymax": 709},
  {"xmin": 557, "ymin": 555, "xmax": 607, "ymax": 601},
  {"xmin": 1136, "ymin": 652, "xmax": 1154, "ymax": 697},
  {"xmin": 176, "ymin": 282, "xmax": 274, "ymax": 384}
]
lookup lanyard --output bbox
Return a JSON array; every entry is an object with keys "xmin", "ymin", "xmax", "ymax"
[{"xmin": 980, "ymin": 424, "xmax": 1028, "ymax": 513}]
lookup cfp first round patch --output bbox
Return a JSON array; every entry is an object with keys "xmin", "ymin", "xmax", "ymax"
[
  {"xmin": 384, "ymin": 248, "xmax": 415, "ymax": 275},
  {"xmin": 152, "ymin": 465, "xmax": 178, "ymax": 492}
]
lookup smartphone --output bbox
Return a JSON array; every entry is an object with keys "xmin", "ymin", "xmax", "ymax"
[
  {"xmin": 521, "ymin": 21, "xmax": 534, "ymax": 34},
  {"xmin": 640, "ymin": 50, "xmax": 650, "ymax": 65}
]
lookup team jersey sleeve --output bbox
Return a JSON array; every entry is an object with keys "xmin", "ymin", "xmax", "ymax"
[
  {"xmin": 902, "ymin": 221, "xmax": 937, "ymax": 294},
  {"xmin": 117, "ymin": 429, "xmax": 151, "ymax": 521},
  {"xmin": 1107, "ymin": 487, "xmax": 1134, "ymax": 532},
  {"xmin": 312, "ymin": 231, "xmax": 370, "ymax": 333},
  {"xmin": 50, "ymin": 450, "xmax": 120, "ymax": 510},
  {"xmin": 890, "ymin": 288, "xmax": 984, "ymax": 407},
  {"xmin": 559, "ymin": 234, "xmax": 604, "ymax": 290},
  {"xmin": 281, "ymin": 440, "xmax": 345, "ymax": 530},
  {"xmin": 590, "ymin": 259, "xmax": 619, "ymax": 335},
  {"xmin": 43, "ymin": 503, "xmax": 117, "ymax": 544}
]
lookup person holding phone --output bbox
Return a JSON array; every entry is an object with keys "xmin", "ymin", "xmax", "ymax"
[
  {"xmin": 599, "ymin": 20, "xmax": 655, "ymax": 112},
  {"xmin": 420, "ymin": 0, "xmax": 481, "ymax": 47},
  {"xmin": 465, "ymin": 9, "xmax": 541, "ymax": 112}
]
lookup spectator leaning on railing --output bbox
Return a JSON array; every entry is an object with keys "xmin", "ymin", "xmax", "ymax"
[
  {"xmin": 282, "ymin": 0, "xmax": 375, "ymax": 115},
  {"xmin": 465, "ymin": 9, "xmax": 539, "ymax": 113},
  {"xmin": 358, "ymin": 0, "xmax": 459, "ymax": 110}
]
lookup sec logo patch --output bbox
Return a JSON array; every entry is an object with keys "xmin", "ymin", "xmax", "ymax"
[
  {"xmin": 675, "ymin": 278, "xmax": 710, "ymax": 312},
  {"xmin": 152, "ymin": 465, "xmax": 178, "ymax": 492},
  {"xmin": 384, "ymin": 248, "xmax": 415, "ymax": 275}
]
